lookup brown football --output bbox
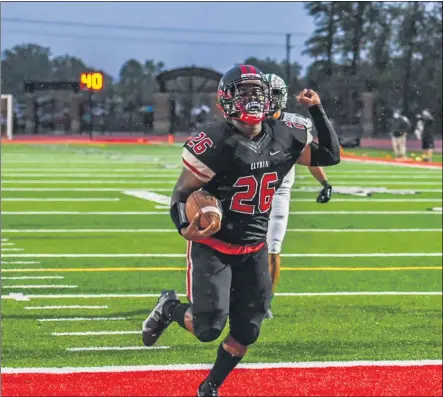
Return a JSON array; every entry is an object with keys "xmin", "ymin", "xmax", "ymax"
[{"xmin": 186, "ymin": 190, "xmax": 222, "ymax": 229}]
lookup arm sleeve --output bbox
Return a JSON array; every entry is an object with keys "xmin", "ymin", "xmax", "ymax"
[{"xmin": 182, "ymin": 131, "xmax": 228, "ymax": 183}]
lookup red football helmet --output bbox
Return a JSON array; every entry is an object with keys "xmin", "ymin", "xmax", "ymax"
[{"xmin": 217, "ymin": 65, "xmax": 271, "ymax": 125}]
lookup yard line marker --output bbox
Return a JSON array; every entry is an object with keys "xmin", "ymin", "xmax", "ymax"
[
  {"xmin": 1, "ymin": 242, "xmax": 15, "ymax": 246},
  {"xmin": 1, "ymin": 198, "xmax": 120, "ymax": 202},
  {"xmin": 66, "ymin": 346, "xmax": 169, "ymax": 352},
  {"xmin": 2, "ymin": 276, "xmax": 64, "ymax": 280},
  {"xmin": 2, "ymin": 253, "xmax": 442, "ymax": 258},
  {"xmin": 25, "ymin": 305, "xmax": 108, "ymax": 310},
  {"xmin": 2, "ymin": 359, "xmax": 442, "ymax": 374},
  {"xmin": 4, "ymin": 228, "xmax": 440, "ymax": 233},
  {"xmin": 52, "ymin": 330, "xmax": 139, "ymax": 336},
  {"xmin": 2, "ymin": 210, "xmax": 441, "ymax": 215},
  {"xmin": 2, "ymin": 173, "xmax": 178, "ymax": 178},
  {"xmin": 3, "ymin": 285, "xmax": 77, "ymax": 289},
  {"xmin": 1, "ymin": 248, "xmax": 24, "ymax": 251},
  {"xmin": 0, "ymin": 261, "xmax": 40, "ymax": 264},
  {"xmin": 2, "ymin": 266, "xmax": 440, "ymax": 273},
  {"xmin": 3, "ymin": 291, "xmax": 441, "ymax": 301},
  {"xmin": 1, "ymin": 239, "xmax": 9, "ymax": 242},
  {"xmin": 37, "ymin": 317, "xmax": 127, "ymax": 322}
]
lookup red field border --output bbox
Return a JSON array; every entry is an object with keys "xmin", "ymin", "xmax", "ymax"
[{"xmin": 2, "ymin": 360, "xmax": 442, "ymax": 397}]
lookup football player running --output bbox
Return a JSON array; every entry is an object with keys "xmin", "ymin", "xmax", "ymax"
[
  {"xmin": 142, "ymin": 65, "xmax": 340, "ymax": 397},
  {"xmin": 265, "ymin": 73, "xmax": 333, "ymax": 319}
]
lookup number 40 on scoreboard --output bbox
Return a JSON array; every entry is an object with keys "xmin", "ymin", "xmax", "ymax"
[{"xmin": 80, "ymin": 72, "xmax": 104, "ymax": 91}]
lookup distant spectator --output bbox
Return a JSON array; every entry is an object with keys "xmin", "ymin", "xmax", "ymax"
[
  {"xmin": 390, "ymin": 111, "xmax": 411, "ymax": 160},
  {"xmin": 414, "ymin": 109, "xmax": 435, "ymax": 162}
]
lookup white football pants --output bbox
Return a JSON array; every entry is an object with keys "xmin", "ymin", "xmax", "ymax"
[{"xmin": 267, "ymin": 166, "xmax": 295, "ymax": 254}]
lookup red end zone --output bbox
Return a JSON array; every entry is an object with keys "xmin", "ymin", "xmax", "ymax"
[{"xmin": 2, "ymin": 364, "xmax": 442, "ymax": 397}]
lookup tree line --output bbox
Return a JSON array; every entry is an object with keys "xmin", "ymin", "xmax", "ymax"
[{"xmin": 1, "ymin": 1, "xmax": 441, "ymax": 135}]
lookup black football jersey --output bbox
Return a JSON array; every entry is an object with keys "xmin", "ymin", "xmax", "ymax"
[{"xmin": 182, "ymin": 119, "xmax": 312, "ymax": 245}]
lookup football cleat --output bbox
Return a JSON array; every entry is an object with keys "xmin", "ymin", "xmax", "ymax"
[
  {"xmin": 197, "ymin": 380, "xmax": 219, "ymax": 397},
  {"xmin": 265, "ymin": 307, "xmax": 273, "ymax": 319},
  {"xmin": 142, "ymin": 289, "xmax": 179, "ymax": 346}
]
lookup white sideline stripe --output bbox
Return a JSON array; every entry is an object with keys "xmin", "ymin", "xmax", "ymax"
[
  {"xmin": 2, "ymin": 211, "xmax": 441, "ymax": 215},
  {"xmin": 67, "ymin": 346, "xmax": 170, "ymax": 352},
  {"xmin": 2, "ymin": 359, "xmax": 442, "ymax": 374},
  {"xmin": 25, "ymin": 305, "xmax": 108, "ymax": 310},
  {"xmin": 3, "ymin": 276, "xmax": 64, "ymax": 280},
  {"xmin": 342, "ymin": 157, "xmax": 443, "ymax": 169},
  {"xmin": 1, "ymin": 228, "xmax": 441, "ymax": 233},
  {"xmin": 1, "ymin": 243, "xmax": 15, "ymax": 246},
  {"xmin": 53, "ymin": 331, "xmax": 139, "ymax": 336},
  {"xmin": 0, "ymin": 261, "xmax": 40, "ymax": 264},
  {"xmin": 291, "ymin": 198, "xmax": 443, "ymax": 202},
  {"xmin": 3, "ymin": 291, "xmax": 441, "ymax": 300},
  {"xmin": 38, "ymin": 317, "xmax": 127, "ymax": 322},
  {"xmin": 1, "ymin": 248, "xmax": 24, "ymax": 251},
  {"xmin": 2, "ymin": 198, "xmax": 120, "ymax": 202},
  {"xmin": 123, "ymin": 189, "xmax": 170, "ymax": 205},
  {"xmin": 3, "ymin": 285, "xmax": 77, "ymax": 289},
  {"xmin": 2, "ymin": 253, "xmax": 441, "ymax": 258}
]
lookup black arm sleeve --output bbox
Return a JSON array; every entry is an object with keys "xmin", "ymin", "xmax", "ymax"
[
  {"xmin": 170, "ymin": 202, "xmax": 190, "ymax": 235},
  {"xmin": 308, "ymin": 104, "xmax": 341, "ymax": 166}
]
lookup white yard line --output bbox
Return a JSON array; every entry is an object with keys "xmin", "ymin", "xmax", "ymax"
[
  {"xmin": 3, "ymin": 285, "xmax": 77, "ymax": 289},
  {"xmin": 25, "ymin": 305, "xmax": 108, "ymax": 310},
  {"xmin": 1, "ymin": 228, "xmax": 441, "ymax": 233},
  {"xmin": 3, "ymin": 187, "xmax": 442, "ymax": 193},
  {"xmin": 2, "ymin": 179, "xmax": 442, "ymax": 185},
  {"xmin": 3, "ymin": 291, "xmax": 442, "ymax": 300},
  {"xmin": 2, "ymin": 253, "xmax": 441, "ymax": 259},
  {"xmin": 52, "ymin": 331, "xmax": 139, "ymax": 336},
  {"xmin": 37, "ymin": 317, "xmax": 127, "ymax": 322},
  {"xmin": 1, "ymin": 238, "xmax": 9, "ymax": 242},
  {"xmin": 66, "ymin": 346, "xmax": 169, "ymax": 352},
  {"xmin": 123, "ymin": 190, "xmax": 170, "ymax": 205},
  {"xmin": 342, "ymin": 157, "xmax": 442, "ymax": 169},
  {"xmin": 3, "ymin": 276, "xmax": 64, "ymax": 280},
  {"xmin": 291, "ymin": 198, "xmax": 443, "ymax": 202},
  {"xmin": 2, "ymin": 211, "xmax": 441, "ymax": 215},
  {"xmin": 1, "ymin": 248, "xmax": 24, "ymax": 251},
  {"xmin": 3, "ymin": 360, "xmax": 440, "ymax": 374},
  {"xmin": 0, "ymin": 261, "xmax": 41, "ymax": 264},
  {"xmin": 1, "ymin": 198, "xmax": 120, "ymax": 202},
  {"xmin": 1, "ymin": 180, "xmax": 176, "ymax": 184},
  {"xmin": 1, "ymin": 242, "xmax": 15, "ymax": 246}
]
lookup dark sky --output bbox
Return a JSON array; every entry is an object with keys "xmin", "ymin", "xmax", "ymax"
[{"xmin": 1, "ymin": 1, "xmax": 316, "ymax": 79}]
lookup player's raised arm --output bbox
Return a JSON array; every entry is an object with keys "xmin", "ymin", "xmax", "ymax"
[{"xmin": 295, "ymin": 89, "xmax": 341, "ymax": 167}]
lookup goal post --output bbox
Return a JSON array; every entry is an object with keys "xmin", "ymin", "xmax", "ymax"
[{"xmin": 1, "ymin": 94, "xmax": 14, "ymax": 140}]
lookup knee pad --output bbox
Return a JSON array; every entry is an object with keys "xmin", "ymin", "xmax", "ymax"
[
  {"xmin": 230, "ymin": 323, "xmax": 260, "ymax": 346},
  {"xmin": 193, "ymin": 312, "xmax": 227, "ymax": 343}
]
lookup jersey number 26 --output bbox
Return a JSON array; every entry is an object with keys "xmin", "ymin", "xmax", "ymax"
[{"xmin": 230, "ymin": 172, "xmax": 278, "ymax": 214}]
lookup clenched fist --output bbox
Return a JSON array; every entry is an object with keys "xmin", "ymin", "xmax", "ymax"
[{"xmin": 296, "ymin": 89, "xmax": 321, "ymax": 108}]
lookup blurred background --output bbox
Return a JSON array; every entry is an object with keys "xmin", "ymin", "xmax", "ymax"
[{"xmin": 1, "ymin": 1, "xmax": 442, "ymax": 148}]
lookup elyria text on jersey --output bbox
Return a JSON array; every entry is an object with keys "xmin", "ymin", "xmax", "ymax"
[{"xmin": 142, "ymin": 64, "xmax": 341, "ymax": 397}]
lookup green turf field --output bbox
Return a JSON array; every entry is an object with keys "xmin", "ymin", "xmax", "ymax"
[{"xmin": 1, "ymin": 143, "xmax": 442, "ymax": 369}]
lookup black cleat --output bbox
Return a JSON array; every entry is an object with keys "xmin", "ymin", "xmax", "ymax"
[
  {"xmin": 142, "ymin": 290, "xmax": 179, "ymax": 346},
  {"xmin": 197, "ymin": 380, "xmax": 219, "ymax": 397}
]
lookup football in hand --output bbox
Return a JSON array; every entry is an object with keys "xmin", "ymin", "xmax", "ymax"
[{"xmin": 186, "ymin": 190, "xmax": 222, "ymax": 229}]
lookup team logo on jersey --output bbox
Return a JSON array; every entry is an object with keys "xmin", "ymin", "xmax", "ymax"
[{"xmin": 285, "ymin": 121, "xmax": 305, "ymax": 129}]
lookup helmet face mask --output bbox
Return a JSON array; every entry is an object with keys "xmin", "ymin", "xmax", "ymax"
[
  {"xmin": 218, "ymin": 66, "xmax": 271, "ymax": 125},
  {"xmin": 266, "ymin": 74, "xmax": 288, "ymax": 114}
]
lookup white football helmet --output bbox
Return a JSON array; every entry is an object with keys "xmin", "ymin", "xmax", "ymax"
[{"xmin": 265, "ymin": 73, "xmax": 288, "ymax": 112}]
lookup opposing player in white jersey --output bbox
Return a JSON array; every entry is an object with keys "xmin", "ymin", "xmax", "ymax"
[{"xmin": 265, "ymin": 73, "xmax": 333, "ymax": 319}]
